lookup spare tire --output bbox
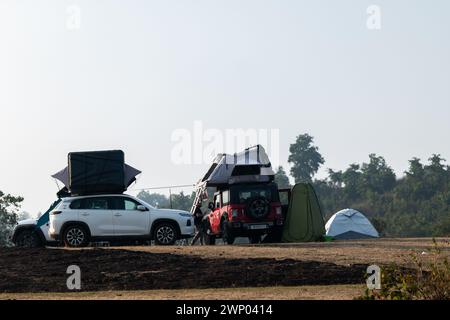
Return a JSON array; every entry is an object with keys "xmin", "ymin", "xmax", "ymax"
[{"xmin": 245, "ymin": 197, "xmax": 270, "ymax": 220}]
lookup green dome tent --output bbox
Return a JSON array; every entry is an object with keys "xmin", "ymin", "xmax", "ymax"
[{"xmin": 282, "ymin": 183, "xmax": 325, "ymax": 242}]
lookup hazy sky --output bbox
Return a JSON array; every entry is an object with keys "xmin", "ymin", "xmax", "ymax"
[{"xmin": 1, "ymin": 0, "xmax": 449, "ymax": 215}]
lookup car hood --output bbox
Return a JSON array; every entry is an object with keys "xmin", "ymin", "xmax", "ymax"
[{"xmin": 17, "ymin": 218, "xmax": 38, "ymax": 226}]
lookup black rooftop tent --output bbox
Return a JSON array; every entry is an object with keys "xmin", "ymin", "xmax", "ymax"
[
  {"xmin": 52, "ymin": 150, "xmax": 141, "ymax": 196},
  {"xmin": 199, "ymin": 145, "xmax": 275, "ymax": 187}
]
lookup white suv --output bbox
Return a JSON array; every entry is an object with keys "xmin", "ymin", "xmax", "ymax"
[{"xmin": 49, "ymin": 194, "xmax": 194, "ymax": 247}]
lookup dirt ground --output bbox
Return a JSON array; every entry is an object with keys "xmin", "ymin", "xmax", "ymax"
[
  {"xmin": 123, "ymin": 237, "xmax": 450, "ymax": 266},
  {"xmin": 0, "ymin": 238, "xmax": 448, "ymax": 299},
  {"xmin": 0, "ymin": 285, "xmax": 364, "ymax": 300},
  {"xmin": 0, "ymin": 247, "xmax": 368, "ymax": 293}
]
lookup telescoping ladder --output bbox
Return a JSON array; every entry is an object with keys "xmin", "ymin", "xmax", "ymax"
[{"xmin": 190, "ymin": 182, "xmax": 208, "ymax": 214}]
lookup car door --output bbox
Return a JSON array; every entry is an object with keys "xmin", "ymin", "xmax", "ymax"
[
  {"xmin": 78, "ymin": 197, "xmax": 114, "ymax": 236},
  {"xmin": 220, "ymin": 190, "xmax": 230, "ymax": 221},
  {"xmin": 112, "ymin": 197, "xmax": 149, "ymax": 236},
  {"xmin": 210, "ymin": 193, "xmax": 222, "ymax": 234}
]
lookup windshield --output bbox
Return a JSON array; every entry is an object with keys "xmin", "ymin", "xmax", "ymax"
[{"xmin": 230, "ymin": 183, "xmax": 280, "ymax": 204}]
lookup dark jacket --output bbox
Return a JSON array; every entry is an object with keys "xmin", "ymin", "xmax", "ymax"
[{"xmin": 193, "ymin": 207, "xmax": 204, "ymax": 227}]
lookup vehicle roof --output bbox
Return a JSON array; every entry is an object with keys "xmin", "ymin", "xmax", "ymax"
[
  {"xmin": 217, "ymin": 182, "xmax": 277, "ymax": 190},
  {"xmin": 61, "ymin": 194, "xmax": 136, "ymax": 201}
]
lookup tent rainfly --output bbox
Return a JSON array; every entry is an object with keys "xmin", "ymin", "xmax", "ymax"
[{"xmin": 325, "ymin": 209, "xmax": 379, "ymax": 240}]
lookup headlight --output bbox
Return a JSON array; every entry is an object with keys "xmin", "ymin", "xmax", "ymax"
[
  {"xmin": 178, "ymin": 212, "xmax": 192, "ymax": 218},
  {"xmin": 231, "ymin": 209, "xmax": 239, "ymax": 217}
]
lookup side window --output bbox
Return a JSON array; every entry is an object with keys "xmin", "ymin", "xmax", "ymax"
[
  {"xmin": 70, "ymin": 199, "xmax": 82, "ymax": 209},
  {"xmin": 84, "ymin": 198, "xmax": 109, "ymax": 210},
  {"xmin": 222, "ymin": 190, "xmax": 229, "ymax": 206},
  {"xmin": 214, "ymin": 194, "xmax": 221, "ymax": 209},
  {"xmin": 124, "ymin": 199, "xmax": 138, "ymax": 210},
  {"xmin": 113, "ymin": 197, "xmax": 140, "ymax": 210}
]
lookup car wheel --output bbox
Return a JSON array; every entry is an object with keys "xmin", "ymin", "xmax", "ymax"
[
  {"xmin": 15, "ymin": 229, "xmax": 42, "ymax": 247},
  {"xmin": 154, "ymin": 223, "xmax": 178, "ymax": 245},
  {"xmin": 63, "ymin": 225, "xmax": 89, "ymax": 248},
  {"xmin": 221, "ymin": 220, "xmax": 235, "ymax": 245}
]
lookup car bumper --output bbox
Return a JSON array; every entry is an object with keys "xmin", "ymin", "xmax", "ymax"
[
  {"xmin": 227, "ymin": 221, "xmax": 283, "ymax": 236},
  {"xmin": 49, "ymin": 232, "xmax": 60, "ymax": 241},
  {"xmin": 179, "ymin": 225, "xmax": 195, "ymax": 238}
]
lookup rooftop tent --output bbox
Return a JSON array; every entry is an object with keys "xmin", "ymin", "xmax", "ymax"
[
  {"xmin": 282, "ymin": 183, "xmax": 325, "ymax": 242},
  {"xmin": 200, "ymin": 145, "xmax": 275, "ymax": 187},
  {"xmin": 325, "ymin": 209, "xmax": 379, "ymax": 240},
  {"xmin": 52, "ymin": 150, "xmax": 141, "ymax": 196}
]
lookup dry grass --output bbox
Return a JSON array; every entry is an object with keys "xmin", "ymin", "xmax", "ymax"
[
  {"xmin": 116, "ymin": 238, "xmax": 450, "ymax": 267},
  {"xmin": 0, "ymin": 284, "xmax": 364, "ymax": 300}
]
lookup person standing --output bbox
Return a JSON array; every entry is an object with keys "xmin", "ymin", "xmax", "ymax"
[{"xmin": 191, "ymin": 205, "xmax": 205, "ymax": 245}]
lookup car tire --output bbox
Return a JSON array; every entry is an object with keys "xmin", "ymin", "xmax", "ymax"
[
  {"xmin": 221, "ymin": 220, "xmax": 235, "ymax": 245},
  {"xmin": 246, "ymin": 197, "xmax": 270, "ymax": 220},
  {"xmin": 63, "ymin": 225, "xmax": 90, "ymax": 248},
  {"xmin": 154, "ymin": 223, "xmax": 178, "ymax": 245},
  {"xmin": 15, "ymin": 229, "xmax": 42, "ymax": 248}
]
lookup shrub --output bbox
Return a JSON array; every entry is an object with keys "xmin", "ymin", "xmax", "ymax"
[{"xmin": 360, "ymin": 239, "xmax": 450, "ymax": 300}]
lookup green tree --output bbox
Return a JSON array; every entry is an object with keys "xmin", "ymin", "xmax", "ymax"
[
  {"xmin": 328, "ymin": 168, "xmax": 343, "ymax": 188},
  {"xmin": 137, "ymin": 190, "xmax": 194, "ymax": 211},
  {"xmin": 274, "ymin": 166, "xmax": 291, "ymax": 188},
  {"xmin": 137, "ymin": 191, "xmax": 169, "ymax": 208},
  {"xmin": 0, "ymin": 190, "xmax": 24, "ymax": 246},
  {"xmin": 406, "ymin": 157, "xmax": 424, "ymax": 178},
  {"xmin": 170, "ymin": 191, "xmax": 194, "ymax": 212},
  {"xmin": 424, "ymin": 154, "xmax": 447, "ymax": 191},
  {"xmin": 361, "ymin": 154, "xmax": 396, "ymax": 194},
  {"xmin": 288, "ymin": 134, "xmax": 324, "ymax": 183},
  {"xmin": 341, "ymin": 164, "xmax": 364, "ymax": 202}
]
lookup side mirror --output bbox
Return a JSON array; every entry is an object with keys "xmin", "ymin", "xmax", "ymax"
[
  {"xmin": 137, "ymin": 205, "xmax": 147, "ymax": 211},
  {"xmin": 208, "ymin": 202, "xmax": 214, "ymax": 210}
]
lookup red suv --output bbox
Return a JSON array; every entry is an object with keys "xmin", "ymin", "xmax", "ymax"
[{"xmin": 204, "ymin": 182, "xmax": 283, "ymax": 244}]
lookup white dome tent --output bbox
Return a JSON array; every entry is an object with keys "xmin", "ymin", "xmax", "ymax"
[{"xmin": 325, "ymin": 209, "xmax": 379, "ymax": 240}]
